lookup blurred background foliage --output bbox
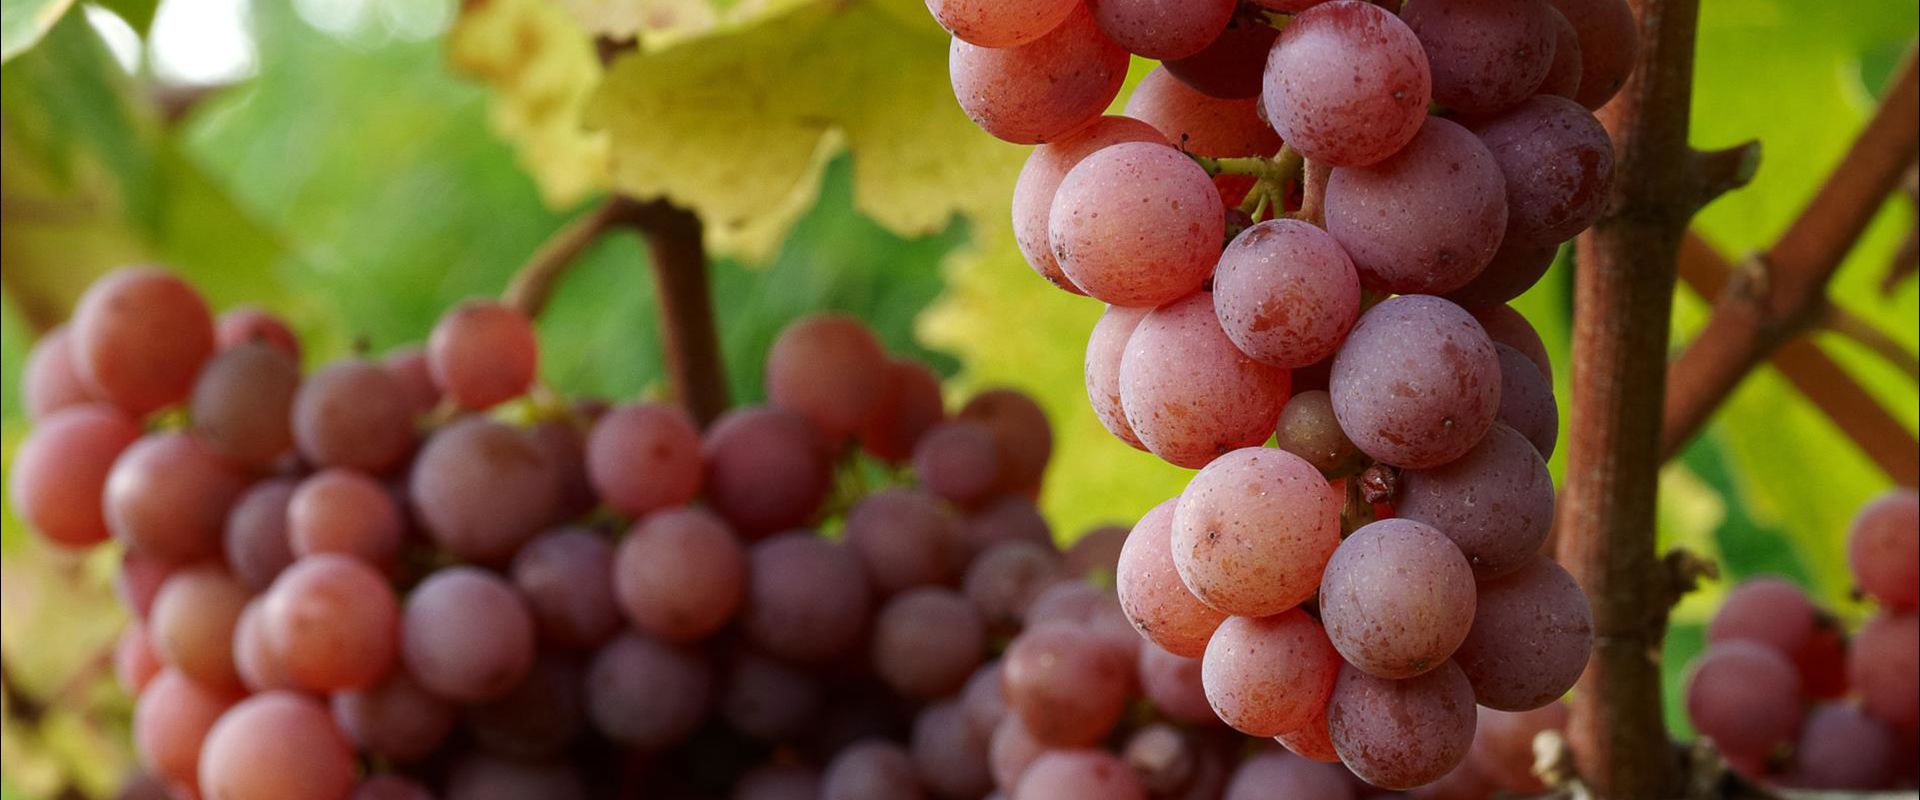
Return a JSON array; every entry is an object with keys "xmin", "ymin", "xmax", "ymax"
[{"xmin": 0, "ymin": 0, "xmax": 1914, "ymax": 795}]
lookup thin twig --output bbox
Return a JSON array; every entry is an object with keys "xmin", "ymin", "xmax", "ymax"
[
  {"xmin": 502, "ymin": 199, "xmax": 630, "ymax": 317},
  {"xmin": 613, "ymin": 197, "xmax": 731, "ymax": 427},
  {"xmin": 1819, "ymin": 304, "xmax": 1920, "ymax": 381}
]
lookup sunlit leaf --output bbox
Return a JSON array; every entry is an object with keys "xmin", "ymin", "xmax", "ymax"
[{"xmin": 0, "ymin": 0, "xmax": 75, "ymax": 63}]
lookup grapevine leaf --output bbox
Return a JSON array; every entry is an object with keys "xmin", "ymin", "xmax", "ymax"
[{"xmin": 0, "ymin": 0, "xmax": 74, "ymax": 63}]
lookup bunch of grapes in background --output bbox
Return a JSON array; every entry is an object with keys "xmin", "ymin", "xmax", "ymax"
[
  {"xmin": 1684, "ymin": 489, "xmax": 1919, "ymax": 792},
  {"xmin": 933, "ymin": 0, "xmax": 1628, "ymax": 788}
]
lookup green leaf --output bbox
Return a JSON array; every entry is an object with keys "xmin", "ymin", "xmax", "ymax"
[
  {"xmin": 95, "ymin": 0, "xmax": 159, "ymax": 35},
  {"xmin": 0, "ymin": 0, "xmax": 74, "ymax": 63}
]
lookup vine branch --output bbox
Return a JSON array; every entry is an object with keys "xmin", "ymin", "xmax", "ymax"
[{"xmin": 502, "ymin": 199, "xmax": 631, "ymax": 318}]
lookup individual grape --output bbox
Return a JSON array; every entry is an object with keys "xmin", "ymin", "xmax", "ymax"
[
  {"xmin": 410, "ymin": 418, "xmax": 559, "ymax": 562},
  {"xmin": 402, "ymin": 566, "xmax": 534, "ymax": 701},
  {"xmin": 1412, "ymin": 760, "xmax": 1499, "ymax": 800},
  {"xmin": 1325, "ymin": 118, "xmax": 1509, "ymax": 295},
  {"xmin": 909, "ymin": 702, "xmax": 992, "ymax": 800},
  {"xmin": 1327, "ymin": 661, "xmax": 1478, "ymax": 790},
  {"xmin": 1549, "ymin": 0, "xmax": 1638, "ymax": 110},
  {"xmin": 1084, "ymin": 305, "xmax": 1150, "ymax": 449},
  {"xmin": 1396, "ymin": 424, "xmax": 1555, "ymax": 579},
  {"xmin": 1124, "ymin": 67, "xmax": 1281, "ymax": 160},
  {"xmin": 721, "ymin": 650, "xmax": 822, "ymax": 741},
  {"xmin": 1848, "ymin": 489, "xmax": 1919, "ymax": 610},
  {"xmin": 292, "ymin": 359, "xmax": 417, "ymax": 473},
  {"xmin": 703, "ymin": 407, "xmax": 832, "ymax": 537},
  {"xmin": 585, "ymin": 402, "xmax": 702, "ymax": 517},
  {"xmin": 1494, "ymin": 343, "xmax": 1560, "ymax": 459},
  {"xmin": 1471, "ymin": 96, "xmax": 1616, "ymax": 247},
  {"xmin": 261, "ymin": 554, "xmax": 398, "ymax": 691},
  {"xmin": 70, "ymin": 267, "xmax": 215, "ymax": 416},
  {"xmin": 331, "ymin": 667, "xmax": 455, "ymax": 762},
  {"xmin": 767, "ymin": 314, "xmax": 888, "ymax": 442},
  {"xmin": 232, "ymin": 600, "xmax": 295, "ymax": 692},
  {"xmin": 846, "ymin": 488, "xmax": 962, "ymax": 597},
  {"xmin": 1014, "ymin": 751, "xmax": 1146, "ymax": 800},
  {"xmin": 1471, "ymin": 303, "xmax": 1553, "ymax": 383},
  {"xmin": 1172, "ymin": 448, "xmax": 1339, "ymax": 616},
  {"xmin": 1850, "ymin": 612, "xmax": 1918, "ymax": 728},
  {"xmin": 189, "ymin": 343, "xmax": 299, "ymax": 467},
  {"xmin": 959, "ymin": 389, "xmax": 1053, "ymax": 493},
  {"xmin": 1013, "ymin": 118, "xmax": 1169, "ymax": 292},
  {"xmin": 1686, "ymin": 640, "xmax": 1804, "ymax": 760},
  {"xmin": 1538, "ymin": 7, "xmax": 1584, "ymax": 99},
  {"xmin": 1121, "ymin": 294, "xmax": 1291, "ymax": 468},
  {"xmin": 957, "ymin": 542, "xmax": 1055, "ymax": 634},
  {"xmin": 510, "ymin": 527, "xmax": 621, "ymax": 649},
  {"xmin": 353, "ymin": 776, "xmax": 434, "ymax": 800},
  {"xmin": 948, "ymin": 6, "xmax": 1129, "ymax": 144},
  {"xmin": 1050, "ymin": 144, "xmax": 1224, "ymax": 308},
  {"xmin": 116, "ymin": 622, "xmax": 163, "ymax": 695},
  {"xmin": 223, "ymin": 479, "xmax": 297, "ymax": 590},
  {"xmin": 926, "ymin": 0, "xmax": 1077, "ymax": 48},
  {"xmin": 1224, "ymin": 752, "xmax": 1354, "ymax": 800},
  {"xmin": 1792, "ymin": 614, "xmax": 1850, "ymax": 700},
  {"xmin": 23, "ymin": 325, "xmax": 102, "ymax": 420},
  {"xmin": 1276, "ymin": 715, "xmax": 1339, "ymax": 763},
  {"xmin": 216, "ymin": 306, "xmax": 300, "ymax": 360},
  {"xmin": 1445, "ymin": 239, "xmax": 1559, "ymax": 309},
  {"xmin": 1470, "ymin": 702, "xmax": 1567, "ymax": 793},
  {"xmin": 105, "ymin": 432, "xmax": 249, "ymax": 562},
  {"xmin": 1330, "ymin": 295, "xmax": 1502, "ymax": 469},
  {"xmin": 1201, "ymin": 611, "xmax": 1342, "ymax": 736},
  {"xmin": 288, "ymin": 468, "xmax": 403, "ymax": 569},
  {"xmin": 1064, "ymin": 525, "xmax": 1126, "ymax": 580},
  {"xmin": 198, "ymin": 692, "xmax": 356, "ymax": 800},
  {"xmin": 585, "ymin": 631, "xmax": 711, "ymax": 750},
  {"xmin": 873, "ymin": 588, "xmax": 987, "ymax": 699},
  {"xmin": 824, "ymin": 740, "xmax": 926, "ymax": 800},
  {"xmin": 1002, "ymin": 623, "xmax": 1134, "ymax": 747},
  {"xmin": 914, "ymin": 421, "xmax": 1003, "ymax": 507},
  {"xmin": 744, "ymin": 533, "xmax": 872, "ymax": 665},
  {"xmin": 1454, "ymin": 555, "xmax": 1593, "ymax": 711},
  {"xmin": 382, "ymin": 346, "xmax": 440, "ymax": 416},
  {"xmin": 1124, "ymin": 724, "xmax": 1197, "ymax": 795},
  {"xmin": 117, "ymin": 550, "xmax": 175, "ymax": 620},
  {"xmin": 1320, "ymin": 519, "xmax": 1477, "ymax": 679},
  {"xmin": 1213, "ymin": 220, "xmax": 1361, "ymax": 369},
  {"xmin": 444, "ymin": 755, "xmax": 587, "ymax": 800},
  {"xmin": 9, "ymin": 404, "xmax": 140, "ymax": 548},
  {"xmin": 1262, "ymin": 1, "xmax": 1431, "ymax": 167},
  {"xmin": 1164, "ymin": 10, "xmax": 1279, "ymax": 99},
  {"xmin": 463, "ymin": 655, "xmax": 584, "ymax": 759},
  {"xmin": 1138, "ymin": 644, "xmax": 1216, "ymax": 726},
  {"xmin": 427, "ymin": 299, "xmax": 538, "ymax": 410},
  {"xmin": 1272, "ymin": 391, "xmax": 1365, "ymax": 479},
  {"xmin": 1789, "ymin": 703, "xmax": 1900, "ymax": 790},
  {"xmin": 1024, "ymin": 581, "xmax": 1140, "ymax": 658},
  {"xmin": 1087, "ymin": 0, "xmax": 1233, "ymax": 59},
  {"xmin": 989, "ymin": 716, "xmax": 1047, "ymax": 790},
  {"xmin": 736, "ymin": 765, "xmax": 823, "ymax": 800},
  {"xmin": 955, "ymin": 495, "xmax": 1055, "ymax": 576},
  {"xmin": 1707, "ymin": 576, "xmax": 1817, "ymax": 655},
  {"xmin": 150, "ymin": 566, "xmax": 249, "ymax": 691},
  {"xmin": 860, "ymin": 358, "xmax": 947, "ymax": 464},
  {"xmin": 1401, "ymin": 0, "xmax": 1557, "ymax": 115},
  {"xmin": 1118, "ymin": 497, "xmax": 1226, "ymax": 657},
  {"xmin": 132, "ymin": 669, "xmax": 241, "ymax": 793},
  {"xmin": 613, "ymin": 507, "xmax": 745, "ymax": 642}
]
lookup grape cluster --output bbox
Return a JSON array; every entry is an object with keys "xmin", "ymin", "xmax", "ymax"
[
  {"xmin": 934, "ymin": 0, "xmax": 1619, "ymax": 788},
  {"xmin": 1684, "ymin": 489, "xmax": 1919, "ymax": 791}
]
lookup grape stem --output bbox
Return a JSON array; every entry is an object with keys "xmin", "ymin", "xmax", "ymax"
[{"xmin": 1189, "ymin": 146, "xmax": 1303, "ymax": 185}]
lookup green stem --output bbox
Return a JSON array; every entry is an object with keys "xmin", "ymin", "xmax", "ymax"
[{"xmin": 1191, "ymin": 145, "xmax": 1304, "ymax": 186}]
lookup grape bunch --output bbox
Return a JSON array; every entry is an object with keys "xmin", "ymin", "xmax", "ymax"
[
  {"xmin": 933, "ymin": 0, "xmax": 1620, "ymax": 788},
  {"xmin": 1684, "ymin": 489, "xmax": 1919, "ymax": 791}
]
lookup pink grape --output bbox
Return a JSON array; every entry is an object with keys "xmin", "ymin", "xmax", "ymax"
[
  {"xmin": 383, "ymin": 346, "xmax": 440, "ymax": 416},
  {"xmin": 586, "ymin": 402, "xmax": 702, "ymax": 517},
  {"xmin": 331, "ymin": 668, "xmax": 455, "ymax": 762},
  {"xmin": 926, "ymin": 0, "xmax": 1078, "ymax": 48},
  {"xmin": 1273, "ymin": 390, "xmax": 1366, "ymax": 479},
  {"xmin": 1848, "ymin": 489, "xmax": 1919, "ymax": 610},
  {"xmin": 860, "ymin": 358, "xmax": 947, "ymax": 464},
  {"xmin": 401, "ymin": 566, "xmax": 535, "ymax": 702},
  {"xmin": 261, "ymin": 554, "xmax": 399, "ymax": 691},
  {"xmin": 1088, "ymin": 0, "xmax": 1234, "ymax": 59},
  {"xmin": 463, "ymin": 655, "xmax": 584, "ymax": 759},
  {"xmin": 961, "ymin": 660, "xmax": 1010, "ymax": 738},
  {"xmin": 1401, "ymin": 0, "xmax": 1558, "ymax": 115},
  {"xmin": 1550, "ymin": 0, "xmax": 1638, "ymax": 110},
  {"xmin": 1212, "ymin": 219, "xmax": 1361, "ymax": 368},
  {"xmin": 1224, "ymin": 752, "xmax": 1354, "ymax": 800},
  {"xmin": 1276, "ymin": 717, "xmax": 1339, "ymax": 763},
  {"xmin": 288, "ymin": 468, "xmax": 404, "ymax": 569},
  {"xmin": 1320, "ymin": 519, "xmax": 1477, "ymax": 679},
  {"xmin": 1117, "ymin": 497, "xmax": 1225, "ymax": 657},
  {"xmin": 1789, "ymin": 703, "xmax": 1901, "ymax": 790},
  {"xmin": 1050, "ymin": 144, "xmax": 1225, "ymax": 308},
  {"xmin": 224, "ymin": 479, "xmax": 297, "ymax": 590},
  {"xmin": 189, "ymin": 343, "xmax": 300, "ymax": 467},
  {"xmin": 409, "ymin": 418, "xmax": 559, "ymax": 562},
  {"xmin": 510, "ymin": 527, "xmax": 622, "ymax": 648},
  {"xmin": 1002, "ymin": 623, "xmax": 1134, "ymax": 747},
  {"xmin": 1120, "ymin": 294, "xmax": 1290, "ymax": 469},
  {"xmin": 1707, "ymin": 576, "xmax": 1817, "ymax": 655},
  {"xmin": 1472, "ymin": 303, "xmax": 1553, "ymax": 383},
  {"xmin": 116, "ymin": 622, "xmax": 162, "ymax": 695},
  {"xmin": 964, "ymin": 540, "xmax": 1064, "ymax": 632},
  {"xmin": 22, "ymin": 325, "xmax": 102, "ymax": 420},
  {"xmin": 1123, "ymin": 67, "xmax": 1281, "ymax": 159},
  {"xmin": 586, "ymin": 632, "xmax": 711, "ymax": 749},
  {"xmin": 133, "ymin": 669, "xmax": 242, "ymax": 793},
  {"xmin": 105, "ymin": 432, "xmax": 249, "ymax": 563},
  {"xmin": 1687, "ymin": 640, "xmax": 1804, "ymax": 760},
  {"xmin": 948, "ymin": 6, "xmax": 1129, "ymax": 145},
  {"xmin": 703, "ymin": 407, "xmax": 832, "ymax": 537},
  {"xmin": 914, "ymin": 421, "xmax": 1003, "ymax": 506},
  {"xmin": 1327, "ymin": 661, "xmax": 1477, "ymax": 789},
  {"xmin": 1172, "ymin": 448, "xmax": 1339, "ymax": 616},
  {"xmin": 1325, "ymin": 117, "xmax": 1509, "ymax": 295},
  {"xmin": 823, "ymin": 740, "xmax": 925, "ymax": 800},
  {"xmin": 232, "ymin": 600, "xmax": 294, "ymax": 692},
  {"xmin": 737, "ymin": 765, "xmax": 822, "ymax": 800},
  {"xmin": 1396, "ymin": 423, "xmax": 1556, "ymax": 579},
  {"xmin": 1470, "ymin": 95, "xmax": 1616, "ymax": 248},
  {"xmin": 427, "ymin": 299, "xmax": 538, "ymax": 410},
  {"xmin": 1015, "ymin": 751, "xmax": 1147, "ymax": 800},
  {"xmin": 1539, "ymin": 7, "xmax": 1584, "ymax": 99},
  {"xmin": 720, "ymin": 651, "xmax": 822, "ymax": 742},
  {"xmin": 1164, "ymin": 11, "xmax": 1278, "ymax": 99},
  {"xmin": 70, "ymin": 267, "xmax": 215, "ymax": 416},
  {"xmin": 1454, "ymin": 555, "xmax": 1593, "ymax": 711},
  {"xmin": 1065, "ymin": 524, "xmax": 1128, "ymax": 581},
  {"xmin": 846, "ymin": 488, "xmax": 961, "ymax": 597},
  {"xmin": 1201, "ymin": 610, "xmax": 1342, "ymax": 737},
  {"xmin": 9, "ymin": 404, "xmax": 140, "ymax": 549},
  {"xmin": 198, "ymin": 692, "xmax": 356, "ymax": 800},
  {"xmin": 1470, "ymin": 702, "xmax": 1569, "ymax": 793},
  {"xmin": 958, "ymin": 389, "xmax": 1053, "ymax": 493},
  {"xmin": 744, "ymin": 533, "xmax": 872, "ymax": 665},
  {"xmin": 354, "ymin": 777, "xmax": 434, "ymax": 800},
  {"xmin": 957, "ymin": 495, "xmax": 1056, "ymax": 569},
  {"xmin": 151, "ymin": 565, "xmax": 250, "ymax": 691},
  {"xmin": 989, "ymin": 716, "xmax": 1047, "ymax": 790},
  {"xmin": 1494, "ymin": 343, "xmax": 1560, "ymax": 458},
  {"xmin": 1850, "ymin": 612, "xmax": 1919, "ymax": 728},
  {"xmin": 872, "ymin": 588, "xmax": 987, "ymax": 699},
  {"xmin": 1330, "ymin": 295, "xmax": 1502, "ymax": 469},
  {"xmin": 766, "ymin": 314, "xmax": 888, "ymax": 442},
  {"xmin": 292, "ymin": 359, "xmax": 417, "ymax": 474},
  {"xmin": 1138, "ymin": 645, "xmax": 1216, "ymax": 726},
  {"xmin": 215, "ymin": 306, "xmax": 300, "ymax": 360},
  {"xmin": 1445, "ymin": 239, "xmax": 1559, "ymax": 309},
  {"xmin": 1084, "ymin": 304, "xmax": 1150, "ymax": 449},
  {"xmin": 1013, "ymin": 117, "xmax": 1168, "ymax": 293},
  {"xmin": 1262, "ymin": 1, "xmax": 1431, "ymax": 167},
  {"xmin": 911, "ymin": 701, "xmax": 994, "ymax": 800}
]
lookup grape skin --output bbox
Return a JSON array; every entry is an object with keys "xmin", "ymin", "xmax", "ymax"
[
  {"xmin": 1084, "ymin": 305, "xmax": 1151, "ymax": 450},
  {"xmin": 1396, "ymin": 423, "xmax": 1556, "ymax": 579},
  {"xmin": 232, "ymin": 600, "xmax": 296, "ymax": 692},
  {"xmin": 1494, "ymin": 343, "xmax": 1560, "ymax": 459},
  {"xmin": 1330, "ymin": 295, "xmax": 1502, "ymax": 470},
  {"xmin": 1002, "ymin": 622, "xmax": 1134, "ymax": 747},
  {"xmin": 911, "ymin": 701, "xmax": 995, "ymax": 800},
  {"xmin": 848, "ymin": 489, "xmax": 961, "ymax": 597},
  {"xmin": 1013, "ymin": 117, "xmax": 1168, "ymax": 293},
  {"xmin": 1444, "ymin": 239, "xmax": 1558, "ymax": 309},
  {"xmin": 510, "ymin": 527, "xmax": 622, "ymax": 649},
  {"xmin": 1275, "ymin": 715, "xmax": 1339, "ymax": 763},
  {"xmin": 586, "ymin": 632, "xmax": 711, "ymax": 750},
  {"xmin": 401, "ymin": 566, "xmax": 535, "ymax": 702},
  {"xmin": 1327, "ymin": 660, "xmax": 1477, "ymax": 790},
  {"xmin": 614, "ymin": 507, "xmax": 746, "ymax": 642},
  {"xmin": 824, "ymin": 740, "xmax": 927, "ymax": 800},
  {"xmin": 1138, "ymin": 645, "xmax": 1217, "ymax": 726},
  {"xmin": 1454, "ymin": 555, "xmax": 1593, "ymax": 712},
  {"xmin": 1164, "ymin": 11, "xmax": 1278, "ymax": 99},
  {"xmin": 1120, "ymin": 294, "xmax": 1290, "ymax": 469},
  {"xmin": 1538, "ymin": 6, "xmax": 1585, "ymax": 100},
  {"xmin": 23, "ymin": 325, "xmax": 102, "ymax": 420},
  {"xmin": 703, "ymin": 407, "xmax": 832, "ymax": 537},
  {"xmin": 586, "ymin": 402, "xmax": 702, "ymax": 518},
  {"xmin": 198, "ymin": 691, "xmax": 357, "ymax": 800},
  {"xmin": 1050, "ymin": 144, "xmax": 1225, "ymax": 308},
  {"xmin": 70, "ymin": 267, "xmax": 216, "ymax": 416},
  {"xmin": 463, "ymin": 655, "xmax": 584, "ymax": 759},
  {"xmin": 105, "ymin": 432, "xmax": 250, "ymax": 563},
  {"xmin": 1325, "ymin": 117, "xmax": 1510, "ymax": 295},
  {"xmin": 1261, "ymin": 1, "xmax": 1431, "ymax": 167},
  {"xmin": 1789, "ymin": 703, "xmax": 1900, "ymax": 790},
  {"xmin": 766, "ymin": 314, "xmax": 889, "ymax": 442},
  {"xmin": 926, "ymin": 0, "xmax": 1078, "ymax": 48},
  {"xmin": 914, "ymin": 421, "xmax": 1004, "ymax": 506},
  {"xmin": 736, "ymin": 765, "xmax": 822, "ymax": 800},
  {"xmin": 1401, "ymin": 0, "xmax": 1558, "ymax": 115},
  {"xmin": 961, "ymin": 660, "xmax": 1010, "ymax": 738},
  {"xmin": 1274, "ymin": 390, "xmax": 1366, "ymax": 479},
  {"xmin": 721, "ymin": 650, "xmax": 822, "ymax": 742},
  {"xmin": 409, "ymin": 418, "xmax": 559, "ymax": 563},
  {"xmin": 1687, "ymin": 640, "xmax": 1804, "ymax": 760},
  {"xmin": 1549, "ymin": 0, "xmax": 1639, "ymax": 110},
  {"xmin": 989, "ymin": 716, "xmax": 1047, "ymax": 790},
  {"xmin": 1470, "ymin": 95, "xmax": 1616, "ymax": 248},
  {"xmin": 1224, "ymin": 752, "xmax": 1353, "ymax": 800},
  {"xmin": 427, "ymin": 299, "xmax": 538, "ymax": 410},
  {"xmin": 331, "ymin": 668, "xmax": 455, "ymax": 762},
  {"xmin": 288, "ymin": 468, "xmax": 404, "ymax": 570},
  {"xmin": 215, "ymin": 306, "xmax": 300, "ymax": 360},
  {"xmin": 291, "ymin": 359, "xmax": 417, "ymax": 474},
  {"xmin": 224, "ymin": 479, "xmax": 298, "ymax": 590},
  {"xmin": 1850, "ymin": 612, "xmax": 1919, "ymax": 729},
  {"xmin": 1172, "ymin": 448, "xmax": 1340, "ymax": 617},
  {"xmin": 860, "ymin": 358, "xmax": 948, "ymax": 464},
  {"xmin": 1212, "ymin": 219, "xmax": 1361, "ymax": 369},
  {"xmin": 9, "ymin": 404, "xmax": 141, "ymax": 549},
  {"xmin": 189, "ymin": 343, "xmax": 300, "ymax": 467},
  {"xmin": 1117, "ymin": 497, "xmax": 1226, "ymax": 658},
  {"xmin": 1471, "ymin": 303, "xmax": 1553, "ymax": 383},
  {"xmin": 743, "ymin": 533, "xmax": 872, "ymax": 665},
  {"xmin": 150, "ymin": 565, "xmax": 250, "ymax": 692},
  {"xmin": 963, "ymin": 540, "xmax": 1064, "ymax": 633},
  {"xmin": 1123, "ymin": 67, "xmax": 1281, "ymax": 160},
  {"xmin": 444, "ymin": 755, "xmax": 586, "ymax": 800},
  {"xmin": 1014, "ymin": 751, "xmax": 1147, "ymax": 800},
  {"xmin": 872, "ymin": 588, "xmax": 987, "ymax": 699},
  {"xmin": 1707, "ymin": 575, "xmax": 1817, "ymax": 655},
  {"xmin": 958, "ymin": 495, "xmax": 1056, "ymax": 573},
  {"xmin": 1201, "ymin": 610, "xmax": 1342, "ymax": 737},
  {"xmin": 133, "ymin": 669, "xmax": 241, "ymax": 793},
  {"xmin": 1087, "ymin": 0, "xmax": 1235, "ymax": 60},
  {"xmin": 262, "ymin": 554, "xmax": 400, "ymax": 692},
  {"xmin": 116, "ymin": 622, "xmax": 162, "ymax": 695},
  {"xmin": 1847, "ymin": 489, "xmax": 1919, "ymax": 610},
  {"xmin": 948, "ymin": 6, "xmax": 1129, "ymax": 145},
  {"xmin": 353, "ymin": 776, "xmax": 435, "ymax": 800},
  {"xmin": 958, "ymin": 389, "xmax": 1053, "ymax": 493},
  {"xmin": 1319, "ymin": 519, "xmax": 1478, "ymax": 679}
]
